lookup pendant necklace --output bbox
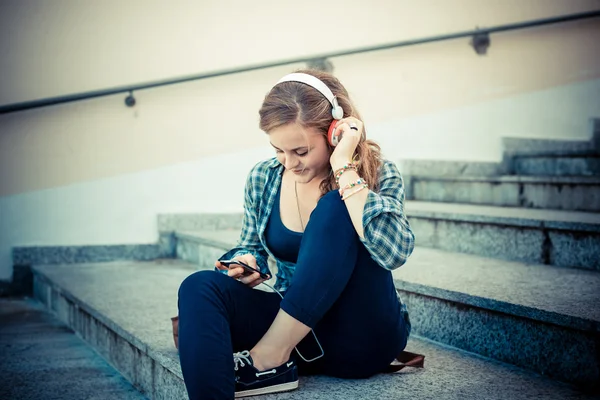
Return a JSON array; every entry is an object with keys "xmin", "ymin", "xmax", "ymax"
[{"xmin": 294, "ymin": 181, "xmax": 304, "ymax": 231}]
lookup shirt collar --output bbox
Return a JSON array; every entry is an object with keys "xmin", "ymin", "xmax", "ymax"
[{"xmin": 267, "ymin": 157, "xmax": 282, "ymax": 169}]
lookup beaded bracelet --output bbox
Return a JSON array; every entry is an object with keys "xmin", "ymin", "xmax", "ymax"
[
  {"xmin": 341, "ymin": 183, "xmax": 368, "ymax": 201},
  {"xmin": 334, "ymin": 162, "xmax": 358, "ymax": 185},
  {"xmin": 338, "ymin": 178, "xmax": 365, "ymax": 197}
]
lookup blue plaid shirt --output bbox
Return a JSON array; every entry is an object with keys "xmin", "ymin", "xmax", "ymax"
[{"xmin": 219, "ymin": 157, "xmax": 415, "ymax": 295}]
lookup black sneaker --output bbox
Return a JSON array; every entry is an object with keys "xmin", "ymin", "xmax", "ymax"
[{"xmin": 233, "ymin": 350, "xmax": 299, "ymax": 398}]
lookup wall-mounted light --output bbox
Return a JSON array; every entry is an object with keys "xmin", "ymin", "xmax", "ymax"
[
  {"xmin": 470, "ymin": 30, "xmax": 490, "ymax": 55},
  {"xmin": 125, "ymin": 90, "xmax": 136, "ymax": 107}
]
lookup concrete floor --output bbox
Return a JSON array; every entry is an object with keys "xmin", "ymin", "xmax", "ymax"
[{"xmin": 0, "ymin": 297, "xmax": 146, "ymax": 400}]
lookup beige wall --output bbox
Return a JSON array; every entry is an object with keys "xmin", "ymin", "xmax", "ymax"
[
  {"xmin": 1, "ymin": 6, "xmax": 599, "ymax": 196},
  {"xmin": 1, "ymin": 0, "xmax": 600, "ymax": 197},
  {"xmin": 1, "ymin": 0, "xmax": 599, "ymax": 105}
]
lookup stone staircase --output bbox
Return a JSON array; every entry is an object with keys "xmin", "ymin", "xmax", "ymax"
[{"xmin": 19, "ymin": 123, "xmax": 600, "ymax": 399}]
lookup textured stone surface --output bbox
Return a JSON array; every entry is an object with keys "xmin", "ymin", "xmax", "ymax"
[
  {"xmin": 400, "ymin": 292, "xmax": 599, "ymax": 387},
  {"xmin": 158, "ymin": 213, "xmax": 244, "ymax": 232},
  {"xmin": 397, "ymin": 159, "xmax": 504, "ymax": 177},
  {"xmin": 404, "ymin": 201, "xmax": 600, "ymax": 270},
  {"xmin": 502, "ymin": 137, "xmax": 595, "ymax": 157},
  {"xmin": 405, "ymin": 201, "xmax": 600, "ymax": 231},
  {"xmin": 175, "ymin": 235, "xmax": 200, "ymax": 265},
  {"xmin": 13, "ymin": 243, "xmax": 165, "ymax": 266},
  {"xmin": 411, "ymin": 176, "xmax": 600, "ymax": 211},
  {"xmin": 549, "ymin": 231, "xmax": 600, "ymax": 270},
  {"xmin": 394, "ymin": 247, "xmax": 600, "ymax": 332},
  {"xmin": 514, "ymin": 156, "xmax": 600, "ymax": 176},
  {"xmin": 31, "ymin": 260, "xmax": 600, "ymax": 398},
  {"xmin": 409, "ymin": 218, "xmax": 546, "ymax": 265},
  {"xmin": 0, "ymin": 298, "xmax": 146, "ymax": 400}
]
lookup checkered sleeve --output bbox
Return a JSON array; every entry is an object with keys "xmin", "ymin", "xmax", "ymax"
[
  {"xmin": 218, "ymin": 162, "xmax": 271, "ymax": 276},
  {"xmin": 360, "ymin": 160, "xmax": 415, "ymax": 270}
]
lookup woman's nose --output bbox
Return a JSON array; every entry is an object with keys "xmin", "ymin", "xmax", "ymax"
[{"xmin": 284, "ymin": 156, "xmax": 298, "ymax": 170}]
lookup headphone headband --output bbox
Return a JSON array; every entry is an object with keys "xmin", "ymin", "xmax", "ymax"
[{"xmin": 275, "ymin": 73, "xmax": 344, "ymax": 120}]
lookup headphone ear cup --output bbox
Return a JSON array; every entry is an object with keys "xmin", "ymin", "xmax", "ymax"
[
  {"xmin": 331, "ymin": 106, "xmax": 344, "ymax": 120},
  {"xmin": 327, "ymin": 121, "xmax": 339, "ymax": 146}
]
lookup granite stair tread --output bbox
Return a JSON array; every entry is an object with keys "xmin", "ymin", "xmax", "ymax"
[
  {"xmin": 411, "ymin": 175, "xmax": 600, "ymax": 184},
  {"xmin": 177, "ymin": 230, "xmax": 600, "ymax": 333},
  {"xmin": 31, "ymin": 260, "xmax": 598, "ymax": 399},
  {"xmin": 404, "ymin": 200, "xmax": 600, "ymax": 230},
  {"xmin": 407, "ymin": 175, "xmax": 600, "ymax": 212}
]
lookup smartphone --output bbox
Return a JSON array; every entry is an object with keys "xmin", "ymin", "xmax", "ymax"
[{"xmin": 220, "ymin": 259, "xmax": 270, "ymax": 280}]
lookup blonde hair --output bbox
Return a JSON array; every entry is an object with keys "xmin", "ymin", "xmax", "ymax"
[{"xmin": 258, "ymin": 68, "xmax": 383, "ymax": 195}]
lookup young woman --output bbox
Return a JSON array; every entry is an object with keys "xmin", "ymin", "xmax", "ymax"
[{"xmin": 177, "ymin": 69, "xmax": 415, "ymax": 399}]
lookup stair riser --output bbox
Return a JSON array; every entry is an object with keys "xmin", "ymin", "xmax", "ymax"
[
  {"xmin": 410, "ymin": 180, "xmax": 600, "ymax": 212},
  {"xmin": 33, "ymin": 274, "xmax": 188, "ymax": 400},
  {"xmin": 399, "ymin": 291, "xmax": 599, "ymax": 387},
  {"xmin": 176, "ymin": 240, "xmax": 224, "ymax": 269},
  {"xmin": 514, "ymin": 157, "xmax": 600, "ymax": 176},
  {"xmin": 409, "ymin": 218, "xmax": 600, "ymax": 270}
]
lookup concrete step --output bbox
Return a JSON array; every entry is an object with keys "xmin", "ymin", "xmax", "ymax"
[
  {"xmin": 502, "ymin": 135, "xmax": 599, "ymax": 159},
  {"xmin": 175, "ymin": 230, "xmax": 600, "ymax": 391},
  {"xmin": 31, "ymin": 259, "xmax": 599, "ymax": 399},
  {"xmin": 0, "ymin": 298, "xmax": 146, "ymax": 400},
  {"xmin": 513, "ymin": 155, "xmax": 600, "ymax": 176},
  {"xmin": 407, "ymin": 175, "xmax": 600, "ymax": 212},
  {"xmin": 404, "ymin": 201, "xmax": 600, "ymax": 271}
]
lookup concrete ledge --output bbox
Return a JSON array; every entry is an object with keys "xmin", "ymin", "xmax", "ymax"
[
  {"xmin": 166, "ymin": 204, "xmax": 600, "ymax": 270},
  {"xmin": 405, "ymin": 201, "xmax": 600, "ymax": 232},
  {"xmin": 502, "ymin": 120, "xmax": 600, "ymax": 157},
  {"xmin": 13, "ymin": 243, "xmax": 166, "ymax": 266},
  {"xmin": 411, "ymin": 175, "xmax": 600, "ymax": 184},
  {"xmin": 177, "ymin": 230, "xmax": 600, "ymax": 388},
  {"xmin": 513, "ymin": 155, "xmax": 600, "ymax": 176},
  {"xmin": 31, "ymin": 260, "xmax": 600, "ymax": 398},
  {"xmin": 398, "ymin": 159, "xmax": 504, "ymax": 178},
  {"xmin": 502, "ymin": 138, "xmax": 596, "ymax": 157},
  {"xmin": 405, "ymin": 201, "xmax": 600, "ymax": 270},
  {"xmin": 181, "ymin": 231, "xmax": 600, "ymax": 332},
  {"xmin": 33, "ymin": 260, "xmax": 196, "ymax": 400},
  {"xmin": 158, "ymin": 213, "xmax": 244, "ymax": 233},
  {"xmin": 409, "ymin": 176, "xmax": 600, "ymax": 212}
]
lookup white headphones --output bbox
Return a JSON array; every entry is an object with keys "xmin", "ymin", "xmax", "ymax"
[{"xmin": 275, "ymin": 73, "xmax": 344, "ymax": 120}]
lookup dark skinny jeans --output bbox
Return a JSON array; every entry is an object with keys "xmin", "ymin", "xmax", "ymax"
[{"xmin": 178, "ymin": 190, "xmax": 409, "ymax": 399}]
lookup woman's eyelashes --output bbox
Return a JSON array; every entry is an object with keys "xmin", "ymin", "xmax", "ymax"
[{"xmin": 274, "ymin": 149, "xmax": 308, "ymax": 157}]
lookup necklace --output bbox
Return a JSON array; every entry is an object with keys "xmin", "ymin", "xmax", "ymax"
[{"xmin": 294, "ymin": 181, "xmax": 304, "ymax": 231}]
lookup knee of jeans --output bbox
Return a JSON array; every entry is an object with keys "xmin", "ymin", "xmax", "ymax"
[
  {"xmin": 313, "ymin": 190, "xmax": 352, "ymax": 224},
  {"xmin": 315, "ymin": 190, "xmax": 346, "ymax": 213},
  {"xmin": 178, "ymin": 270, "xmax": 221, "ymax": 300}
]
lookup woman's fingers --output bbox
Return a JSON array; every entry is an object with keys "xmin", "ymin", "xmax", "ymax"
[
  {"xmin": 238, "ymin": 271, "xmax": 261, "ymax": 286},
  {"xmin": 247, "ymin": 276, "xmax": 266, "ymax": 288},
  {"xmin": 215, "ymin": 261, "xmax": 227, "ymax": 271},
  {"xmin": 215, "ymin": 256, "xmax": 266, "ymax": 287},
  {"xmin": 227, "ymin": 266, "xmax": 245, "ymax": 278},
  {"xmin": 335, "ymin": 118, "xmax": 362, "ymax": 140}
]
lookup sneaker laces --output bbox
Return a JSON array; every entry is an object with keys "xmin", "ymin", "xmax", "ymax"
[{"xmin": 233, "ymin": 350, "xmax": 252, "ymax": 371}]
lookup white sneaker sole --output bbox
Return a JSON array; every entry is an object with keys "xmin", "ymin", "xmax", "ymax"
[{"xmin": 235, "ymin": 380, "xmax": 299, "ymax": 398}]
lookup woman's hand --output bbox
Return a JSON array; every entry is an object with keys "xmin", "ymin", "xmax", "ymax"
[
  {"xmin": 215, "ymin": 254, "xmax": 268, "ymax": 288},
  {"xmin": 330, "ymin": 117, "xmax": 364, "ymax": 170}
]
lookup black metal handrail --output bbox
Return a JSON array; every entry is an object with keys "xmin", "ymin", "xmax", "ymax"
[{"xmin": 1, "ymin": 9, "xmax": 599, "ymax": 114}]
